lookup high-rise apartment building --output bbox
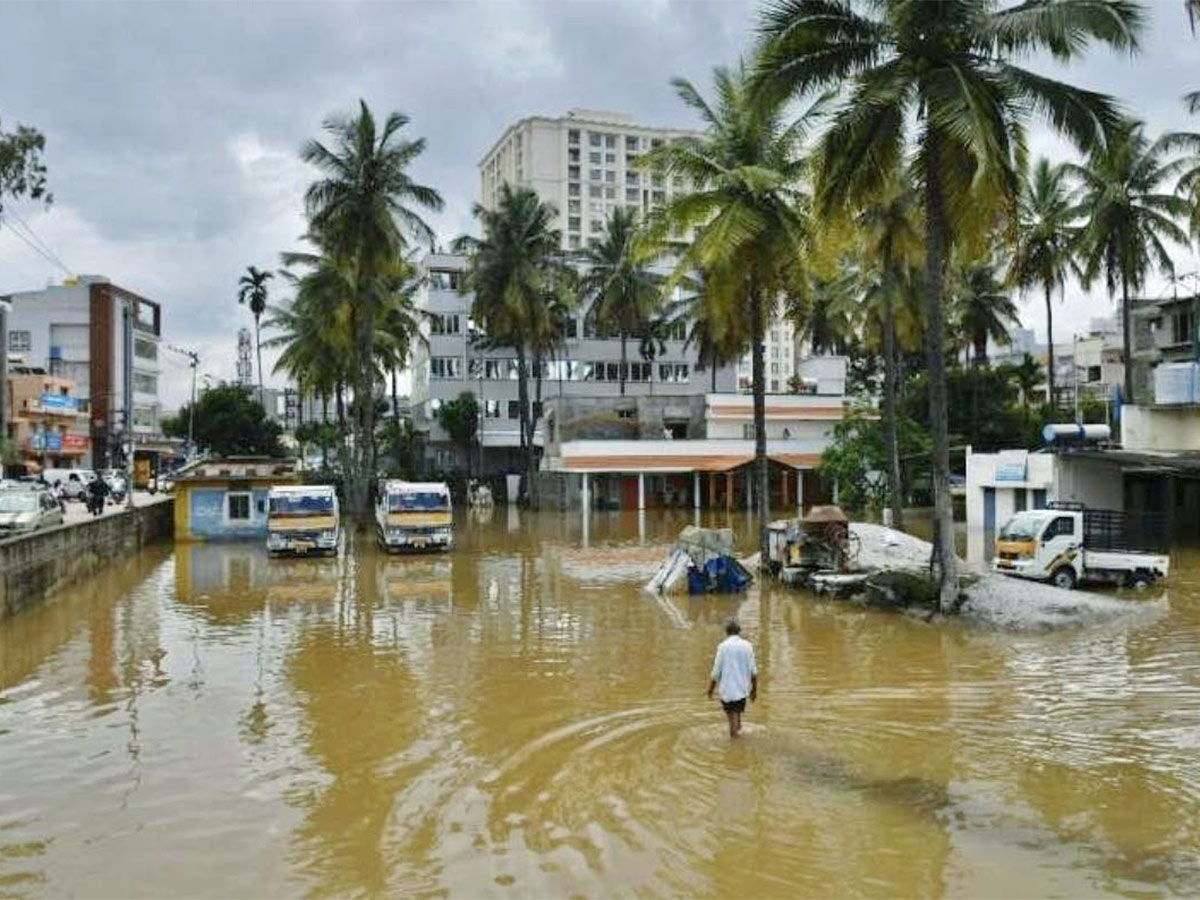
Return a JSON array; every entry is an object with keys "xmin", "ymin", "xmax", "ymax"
[{"xmin": 478, "ymin": 109, "xmax": 701, "ymax": 251}]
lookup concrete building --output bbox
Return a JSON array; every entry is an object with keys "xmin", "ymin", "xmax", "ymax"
[
  {"xmin": 478, "ymin": 109, "xmax": 701, "ymax": 252},
  {"xmin": 173, "ymin": 456, "xmax": 299, "ymax": 542},
  {"xmin": 2, "ymin": 276, "xmax": 164, "ymax": 469},
  {"xmin": 1131, "ymin": 292, "xmax": 1200, "ymax": 401},
  {"xmin": 735, "ymin": 296, "xmax": 800, "ymax": 394},
  {"xmin": 3, "ymin": 367, "xmax": 91, "ymax": 472},
  {"xmin": 411, "ymin": 252, "xmax": 738, "ymax": 475}
]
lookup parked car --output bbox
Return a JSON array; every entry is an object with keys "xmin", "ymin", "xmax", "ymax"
[
  {"xmin": 43, "ymin": 469, "xmax": 93, "ymax": 501},
  {"xmin": 0, "ymin": 486, "xmax": 65, "ymax": 536}
]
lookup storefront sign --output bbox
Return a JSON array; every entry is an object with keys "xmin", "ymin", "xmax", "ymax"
[
  {"xmin": 40, "ymin": 393, "xmax": 78, "ymax": 412},
  {"xmin": 62, "ymin": 434, "xmax": 89, "ymax": 451}
]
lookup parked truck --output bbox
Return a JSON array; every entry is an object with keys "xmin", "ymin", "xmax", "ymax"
[
  {"xmin": 375, "ymin": 480, "xmax": 453, "ymax": 552},
  {"xmin": 993, "ymin": 502, "xmax": 1169, "ymax": 590},
  {"xmin": 266, "ymin": 484, "xmax": 340, "ymax": 556}
]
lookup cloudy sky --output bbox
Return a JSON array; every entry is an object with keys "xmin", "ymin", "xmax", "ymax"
[{"xmin": 1, "ymin": 0, "xmax": 1197, "ymax": 409}]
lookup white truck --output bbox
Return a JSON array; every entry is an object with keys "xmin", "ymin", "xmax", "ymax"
[
  {"xmin": 266, "ymin": 485, "xmax": 340, "ymax": 556},
  {"xmin": 375, "ymin": 481, "xmax": 454, "ymax": 552},
  {"xmin": 993, "ymin": 503, "xmax": 1169, "ymax": 590}
]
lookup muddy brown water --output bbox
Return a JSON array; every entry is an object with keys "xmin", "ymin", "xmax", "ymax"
[{"xmin": 2, "ymin": 509, "xmax": 1199, "ymax": 898}]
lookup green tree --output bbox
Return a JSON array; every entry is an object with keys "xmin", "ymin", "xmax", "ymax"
[
  {"xmin": 999, "ymin": 352, "xmax": 1043, "ymax": 411},
  {"xmin": 435, "ymin": 391, "xmax": 479, "ymax": 475},
  {"xmin": 579, "ymin": 207, "xmax": 663, "ymax": 396},
  {"xmin": 951, "ymin": 259, "xmax": 1019, "ymax": 365},
  {"xmin": 818, "ymin": 402, "xmax": 930, "ymax": 514},
  {"xmin": 1008, "ymin": 158, "xmax": 1080, "ymax": 408},
  {"xmin": 455, "ymin": 184, "xmax": 571, "ymax": 506},
  {"xmin": 0, "ymin": 121, "xmax": 50, "ymax": 217},
  {"xmin": 1067, "ymin": 120, "xmax": 1195, "ymax": 404},
  {"xmin": 301, "ymin": 101, "xmax": 443, "ymax": 521},
  {"xmin": 237, "ymin": 265, "xmax": 272, "ymax": 404},
  {"xmin": 165, "ymin": 383, "xmax": 283, "ymax": 458},
  {"xmin": 643, "ymin": 60, "xmax": 823, "ymax": 564},
  {"xmin": 757, "ymin": 0, "xmax": 1140, "ymax": 609}
]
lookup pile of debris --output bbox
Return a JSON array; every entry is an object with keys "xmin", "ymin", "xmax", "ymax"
[{"xmin": 644, "ymin": 526, "xmax": 753, "ymax": 595}]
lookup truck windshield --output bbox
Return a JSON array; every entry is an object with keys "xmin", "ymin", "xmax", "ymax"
[
  {"xmin": 999, "ymin": 513, "xmax": 1042, "ymax": 541},
  {"xmin": 389, "ymin": 492, "xmax": 449, "ymax": 512},
  {"xmin": 269, "ymin": 494, "xmax": 334, "ymax": 515}
]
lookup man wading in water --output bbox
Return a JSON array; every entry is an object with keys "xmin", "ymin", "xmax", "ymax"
[{"xmin": 707, "ymin": 619, "xmax": 757, "ymax": 738}]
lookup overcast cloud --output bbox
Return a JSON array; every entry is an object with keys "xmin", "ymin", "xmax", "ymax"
[{"xmin": 1, "ymin": 0, "xmax": 1197, "ymax": 408}]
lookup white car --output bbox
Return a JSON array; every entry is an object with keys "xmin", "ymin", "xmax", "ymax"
[{"xmin": 0, "ymin": 487, "xmax": 65, "ymax": 536}]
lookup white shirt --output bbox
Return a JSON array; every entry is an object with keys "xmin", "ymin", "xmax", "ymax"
[{"xmin": 711, "ymin": 634, "xmax": 757, "ymax": 702}]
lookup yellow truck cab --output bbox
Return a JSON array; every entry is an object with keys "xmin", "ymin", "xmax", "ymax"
[
  {"xmin": 266, "ymin": 485, "xmax": 340, "ymax": 556},
  {"xmin": 376, "ymin": 480, "xmax": 453, "ymax": 552}
]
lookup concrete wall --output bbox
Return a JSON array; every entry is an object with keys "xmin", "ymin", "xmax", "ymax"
[
  {"xmin": 175, "ymin": 484, "xmax": 270, "ymax": 541},
  {"xmin": 965, "ymin": 452, "xmax": 1055, "ymax": 566},
  {"xmin": 0, "ymin": 497, "xmax": 173, "ymax": 619},
  {"xmin": 1122, "ymin": 404, "xmax": 1200, "ymax": 452},
  {"xmin": 1053, "ymin": 456, "xmax": 1124, "ymax": 509}
]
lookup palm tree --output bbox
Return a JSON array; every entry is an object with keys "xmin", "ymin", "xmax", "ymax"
[
  {"xmin": 1003, "ymin": 353, "xmax": 1043, "ymax": 411},
  {"xmin": 579, "ymin": 207, "xmax": 663, "ymax": 396},
  {"xmin": 757, "ymin": 0, "xmax": 1140, "ymax": 609},
  {"xmin": 455, "ymin": 184, "xmax": 570, "ymax": 506},
  {"xmin": 1008, "ymin": 159, "xmax": 1079, "ymax": 411},
  {"xmin": 951, "ymin": 259, "xmax": 1019, "ymax": 365},
  {"xmin": 301, "ymin": 100, "xmax": 442, "ymax": 519},
  {"xmin": 642, "ymin": 60, "xmax": 822, "ymax": 564},
  {"xmin": 1066, "ymin": 121, "xmax": 1194, "ymax": 404},
  {"xmin": 237, "ymin": 265, "xmax": 272, "ymax": 405}
]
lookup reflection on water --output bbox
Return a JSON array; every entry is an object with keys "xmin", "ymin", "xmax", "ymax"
[{"xmin": 2, "ymin": 513, "xmax": 1200, "ymax": 897}]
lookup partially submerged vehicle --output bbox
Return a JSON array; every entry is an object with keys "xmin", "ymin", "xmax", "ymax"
[
  {"xmin": 994, "ymin": 502, "xmax": 1169, "ymax": 590},
  {"xmin": 767, "ymin": 505, "xmax": 860, "ymax": 574},
  {"xmin": 266, "ymin": 484, "xmax": 340, "ymax": 556},
  {"xmin": 645, "ymin": 526, "xmax": 752, "ymax": 595},
  {"xmin": 376, "ymin": 480, "xmax": 453, "ymax": 552}
]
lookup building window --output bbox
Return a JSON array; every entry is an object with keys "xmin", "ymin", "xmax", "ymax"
[
  {"xmin": 428, "ymin": 270, "xmax": 463, "ymax": 290},
  {"xmin": 651, "ymin": 138, "xmax": 664, "ymax": 149},
  {"xmin": 743, "ymin": 424, "xmax": 755, "ymax": 439},
  {"xmin": 590, "ymin": 201, "xmax": 604, "ymax": 215},
  {"xmin": 507, "ymin": 400, "xmax": 521, "ymax": 419},
  {"xmin": 483, "ymin": 400, "xmax": 501, "ymax": 418},
  {"xmin": 7, "ymin": 330, "xmax": 30, "ymax": 352},
  {"xmin": 605, "ymin": 170, "xmax": 615, "ymax": 183},
  {"xmin": 626, "ymin": 135, "xmax": 639, "ymax": 150},
  {"xmin": 629, "ymin": 362, "xmax": 651, "ymax": 382},
  {"xmin": 569, "ymin": 216, "xmax": 581, "ymax": 232},
  {"xmin": 665, "ymin": 320, "xmax": 687, "ymax": 341},
  {"xmin": 589, "ymin": 185, "xmax": 602, "ymax": 198},
  {"xmin": 568, "ymin": 183, "xmax": 580, "ymax": 197},
  {"xmin": 652, "ymin": 190, "xmax": 665, "ymax": 205},
  {"xmin": 568, "ymin": 199, "xmax": 580, "ymax": 213},
  {"xmin": 483, "ymin": 359, "xmax": 508, "ymax": 379},
  {"xmin": 430, "ymin": 357, "xmax": 462, "ymax": 379},
  {"xmin": 568, "ymin": 147, "xmax": 580, "ymax": 162},
  {"xmin": 568, "ymin": 165, "xmax": 580, "ymax": 180},
  {"xmin": 625, "ymin": 188, "xmax": 639, "ymax": 202},
  {"xmin": 568, "ymin": 235, "xmax": 581, "ymax": 250},
  {"xmin": 659, "ymin": 363, "xmax": 689, "ymax": 383},
  {"xmin": 590, "ymin": 219, "xmax": 603, "ymax": 232},
  {"xmin": 770, "ymin": 379, "xmax": 780, "ymax": 392},
  {"xmin": 1171, "ymin": 309, "xmax": 1195, "ymax": 345},
  {"xmin": 604, "ymin": 134, "xmax": 615, "ymax": 148},
  {"xmin": 771, "ymin": 362, "xmax": 779, "ymax": 375},
  {"xmin": 604, "ymin": 187, "xmax": 615, "ymax": 199},
  {"xmin": 590, "ymin": 133, "xmax": 602, "ymax": 147},
  {"xmin": 568, "ymin": 129, "xmax": 580, "ymax": 144},
  {"xmin": 1087, "ymin": 365, "xmax": 1102, "ymax": 382},
  {"xmin": 227, "ymin": 492, "xmax": 251, "ymax": 521},
  {"xmin": 132, "ymin": 406, "xmax": 155, "ymax": 428},
  {"xmin": 605, "ymin": 152, "xmax": 616, "ymax": 164},
  {"xmin": 589, "ymin": 168, "xmax": 602, "ymax": 181},
  {"xmin": 133, "ymin": 372, "xmax": 157, "ymax": 394},
  {"xmin": 626, "ymin": 171, "xmax": 639, "ymax": 186},
  {"xmin": 430, "ymin": 314, "xmax": 460, "ymax": 335},
  {"xmin": 134, "ymin": 337, "xmax": 157, "ymax": 360}
]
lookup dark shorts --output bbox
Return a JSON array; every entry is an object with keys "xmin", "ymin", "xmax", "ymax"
[{"xmin": 721, "ymin": 698, "xmax": 746, "ymax": 714}]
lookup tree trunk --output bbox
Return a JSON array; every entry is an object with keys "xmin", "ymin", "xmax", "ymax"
[
  {"xmin": 1121, "ymin": 271, "xmax": 1134, "ymax": 406},
  {"xmin": 921, "ymin": 128, "xmax": 960, "ymax": 612},
  {"xmin": 254, "ymin": 315, "xmax": 265, "ymax": 409},
  {"xmin": 619, "ymin": 333, "xmax": 628, "ymax": 396},
  {"xmin": 710, "ymin": 348, "xmax": 717, "ymax": 393},
  {"xmin": 750, "ymin": 283, "xmax": 770, "ymax": 567},
  {"xmin": 392, "ymin": 369, "xmax": 401, "ymax": 425},
  {"xmin": 883, "ymin": 284, "xmax": 904, "ymax": 530},
  {"xmin": 321, "ymin": 392, "xmax": 329, "ymax": 471},
  {"xmin": 347, "ymin": 272, "xmax": 377, "ymax": 525},
  {"xmin": 335, "ymin": 382, "xmax": 350, "ymax": 481},
  {"xmin": 972, "ymin": 332, "xmax": 987, "ymax": 366},
  {"xmin": 1044, "ymin": 281, "xmax": 1055, "ymax": 413}
]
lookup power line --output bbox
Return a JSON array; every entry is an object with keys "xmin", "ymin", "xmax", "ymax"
[
  {"xmin": 3, "ymin": 205, "xmax": 71, "ymax": 276},
  {"xmin": 0, "ymin": 212, "xmax": 71, "ymax": 277}
]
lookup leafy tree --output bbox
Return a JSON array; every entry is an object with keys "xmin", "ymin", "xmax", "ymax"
[
  {"xmin": 434, "ymin": 392, "xmax": 479, "ymax": 475},
  {"xmin": 237, "ymin": 265, "xmax": 272, "ymax": 404},
  {"xmin": 295, "ymin": 420, "xmax": 339, "ymax": 470},
  {"xmin": 818, "ymin": 402, "xmax": 930, "ymax": 514},
  {"xmin": 1067, "ymin": 120, "xmax": 1196, "ymax": 404},
  {"xmin": 643, "ymin": 60, "xmax": 823, "ymax": 564},
  {"xmin": 579, "ymin": 207, "xmax": 663, "ymax": 395},
  {"xmin": 951, "ymin": 259, "xmax": 1019, "ymax": 365},
  {"xmin": 165, "ymin": 383, "xmax": 283, "ymax": 457},
  {"xmin": 998, "ymin": 353, "xmax": 1044, "ymax": 411},
  {"xmin": 1008, "ymin": 158, "xmax": 1079, "ymax": 407},
  {"xmin": 378, "ymin": 417, "xmax": 423, "ymax": 480},
  {"xmin": 455, "ymin": 184, "xmax": 572, "ymax": 506},
  {"xmin": 301, "ymin": 101, "xmax": 442, "ymax": 520},
  {"xmin": 757, "ymin": 0, "xmax": 1140, "ymax": 609},
  {"xmin": 0, "ymin": 121, "xmax": 50, "ymax": 217}
]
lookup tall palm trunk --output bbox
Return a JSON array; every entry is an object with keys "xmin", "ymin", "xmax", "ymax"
[
  {"xmin": 347, "ymin": 270, "xmax": 377, "ymax": 524},
  {"xmin": 516, "ymin": 347, "xmax": 534, "ymax": 506},
  {"xmin": 335, "ymin": 381, "xmax": 348, "ymax": 479},
  {"xmin": 1121, "ymin": 271, "xmax": 1134, "ymax": 405},
  {"xmin": 619, "ymin": 333, "xmax": 628, "ymax": 396},
  {"xmin": 883, "ymin": 285, "xmax": 904, "ymax": 530},
  {"xmin": 1044, "ymin": 282, "xmax": 1055, "ymax": 412},
  {"xmin": 321, "ymin": 392, "xmax": 330, "ymax": 471},
  {"xmin": 750, "ymin": 284, "xmax": 770, "ymax": 566},
  {"xmin": 254, "ymin": 314, "xmax": 264, "ymax": 408},
  {"xmin": 391, "ymin": 369, "xmax": 401, "ymax": 425},
  {"xmin": 972, "ymin": 332, "xmax": 987, "ymax": 365},
  {"xmin": 922, "ymin": 129, "xmax": 960, "ymax": 612},
  {"xmin": 710, "ymin": 348, "xmax": 717, "ymax": 393}
]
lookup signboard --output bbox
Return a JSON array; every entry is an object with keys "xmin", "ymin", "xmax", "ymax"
[
  {"xmin": 62, "ymin": 434, "xmax": 89, "ymax": 451},
  {"xmin": 30, "ymin": 430, "xmax": 63, "ymax": 451},
  {"xmin": 40, "ymin": 393, "xmax": 78, "ymax": 412},
  {"xmin": 994, "ymin": 449, "xmax": 1028, "ymax": 483}
]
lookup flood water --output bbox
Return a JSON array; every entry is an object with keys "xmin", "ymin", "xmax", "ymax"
[{"xmin": 2, "ymin": 509, "xmax": 1200, "ymax": 898}]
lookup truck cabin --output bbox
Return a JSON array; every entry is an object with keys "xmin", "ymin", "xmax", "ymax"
[
  {"xmin": 268, "ymin": 488, "xmax": 337, "ymax": 521},
  {"xmin": 385, "ymin": 488, "xmax": 450, "ymax": 514}
]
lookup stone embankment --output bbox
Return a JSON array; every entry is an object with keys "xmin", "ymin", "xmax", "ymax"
[{"xmin": 0, "ymin": 497, "xmax": 174, "ymax": 619}]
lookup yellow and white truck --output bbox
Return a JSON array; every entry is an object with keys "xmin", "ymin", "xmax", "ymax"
[
  {"xmin": 266, "ymin": 485, "xmax": 340, "ymax": 556},
  {"xmin": 376, "ymin": 480, "xmax": 454, "ymax": 552},
  {"xmin": 993, "ymin": 503, "xmax": 1169, "ymax": 590}
]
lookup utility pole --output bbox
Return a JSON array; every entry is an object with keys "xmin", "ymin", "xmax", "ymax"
[
  {"xmin": 123, "ymin": 302, "xmax": 135, "ymax": 508},
  {"xmin": 168, "ymin": 345, "xmax": 200, "ymax": 459}
]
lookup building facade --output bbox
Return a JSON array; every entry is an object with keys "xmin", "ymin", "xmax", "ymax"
[
  {"xmin": 410, "ymin": 252, "xmax": 738, "ymax": 473},
  {"xmin": 3, "ymin": 368, "xmax": 91, "ymax": 471},
  {"xmin": 3, "ymin": 276, "xmax": 163, "ymax": 468},
  {"xmin": 478, "ymin": 109, "xmax": 700, "ymax": 252}
]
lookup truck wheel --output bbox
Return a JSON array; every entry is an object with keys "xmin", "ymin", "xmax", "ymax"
[
  {"xmin": 1051, "ymin": 567, "xmax": 1076, "ymax": 590},
  {"xmin": 1127, "ymin": 573, "xmax": 1152, "ymax": 591}
]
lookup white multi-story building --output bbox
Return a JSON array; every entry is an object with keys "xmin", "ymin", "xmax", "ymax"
[
  {"xmin": 2, "ymin": 276, "xmax": 163, "ymax": 468},
  {"xmin": 410, "ymin": 253, "xmax": 737, "ymax": 473},
  {"xmin": 736, "ymin": 297, "xmax": 799, "ymax": 394},
  {"xmin": 478, "ymin": 109, "xmax": 701, "ymax": 252}
]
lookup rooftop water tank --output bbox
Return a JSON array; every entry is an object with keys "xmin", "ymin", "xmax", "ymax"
[
  {"xmin": 1042, "ymin": 423, "xmax": 1112, "ymax": 444},
  {"xmin": 1153, "ymin": 361, "xmax": 1200, "ymax": 405}
]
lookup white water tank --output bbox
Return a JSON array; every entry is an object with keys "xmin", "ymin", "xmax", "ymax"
[{"xmin": 1154, "ymin": 361, "xmax": 1200, "ymax": 405}]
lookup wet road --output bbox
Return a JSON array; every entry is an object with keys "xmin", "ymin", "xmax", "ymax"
[{"xmin": 1, "ymin": 508, "xmax": 1199, "ymax": 898}]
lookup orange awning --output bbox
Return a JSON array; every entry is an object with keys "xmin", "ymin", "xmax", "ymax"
[
  {"xmin": 562, "ymin": 454, "xmax": 753, "ymax": 473},
  {"xmin": 770, "ymin": 453, "xmax": 821, "ymax": 468}
]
